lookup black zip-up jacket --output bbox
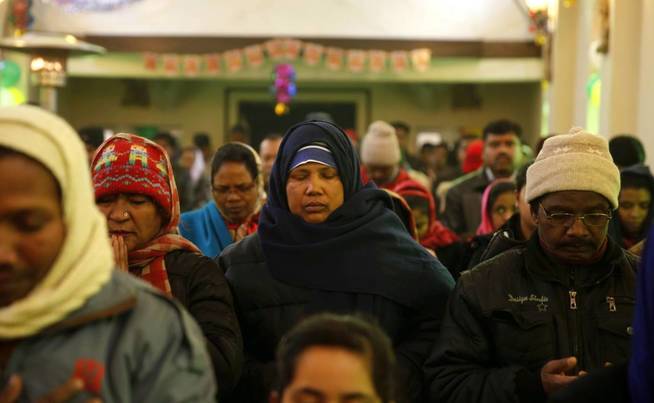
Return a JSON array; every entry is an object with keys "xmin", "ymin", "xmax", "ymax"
[
  {"xmin": 165, "ymin": 250, "xmax": 243, "ymax": 401},
  {"xmin": 425, "ymin": 234, "xmax": 638, "ymax": 403}
]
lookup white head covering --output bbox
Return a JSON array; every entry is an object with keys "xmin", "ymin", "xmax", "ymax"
[{"xmin": 0, "ymin": 105, "xmax": 113, "ymax": 339}]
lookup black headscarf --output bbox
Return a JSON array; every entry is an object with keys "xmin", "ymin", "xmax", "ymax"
[{"xmin": 258, "ymin": 120, "xmax": 454, "ymax": 308}]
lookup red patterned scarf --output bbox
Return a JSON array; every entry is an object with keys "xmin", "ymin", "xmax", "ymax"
[{"xmin": 111, "ymin": 134, "xmax": 200, "ymax": 295}]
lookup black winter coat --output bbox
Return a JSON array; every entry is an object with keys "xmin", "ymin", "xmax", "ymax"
[
  {"xmin": 165, "ymin": 250, "xmax": 243, "ymax": 400},
  {"xmin": 425, "ymin": 235, "xmax": 638, "ymax": 403},
  {"xmin": 218, "ymin": 233, "xmax": 449, "ymax": 403},
  {"xmin": 442, "ymin": 169, "xmax": 490, "ymax": 237}
]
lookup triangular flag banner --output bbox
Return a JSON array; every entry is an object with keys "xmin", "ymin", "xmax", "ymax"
[
  {"xmin": 205, "ymin": 53, "xmax": 221, "ymax": 75},
  {"xmin": 303, "ymin": 43, "xmax": 324, "ymax": 66},
  {"xmin": 410, "ymin": 48, "xmax": 432, "ymax": 72},
  {"xmin": 347, "ymin": 49, "xmax": 366, "ymax": 73},
  {"xmin": 368, "ymin": 50, "xmax": 387, "ymax": 73},
  {"xmin": 390, "ymin": 51, "xmax": 409, "ymax": 73},
  {"xmin": 245, "ymin": 45, "xmax": 265, "ymax": 68},
  {"xmin": 224, "ymin": 49, "xmax": 244, "ymax": 73},
  {"xmin": 325, "ymin": 47, "xmax": 344, "ymax": 71}
]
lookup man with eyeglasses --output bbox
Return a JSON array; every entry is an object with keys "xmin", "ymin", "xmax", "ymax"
[{"xmin": 426, "ymin": 128, "xmax": 638, "ymax": 403}]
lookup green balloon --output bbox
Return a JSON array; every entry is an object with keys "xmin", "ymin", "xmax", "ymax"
[{"xmin": 0, "ymin": 60, "xmax": 21, "ymax": 87}]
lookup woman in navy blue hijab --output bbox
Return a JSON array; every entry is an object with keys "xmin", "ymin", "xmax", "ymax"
[{"xmin": 218, "ymin": 120, "xmax": 454, "ymax": 403}]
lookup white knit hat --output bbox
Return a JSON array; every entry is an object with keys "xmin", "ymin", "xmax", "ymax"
[
  {"xmin": 361, "ymin": 120, "xmax": 401, "ymax": 165},
  {"xmin": 526, "ymin": 127, "xmax": 620, "ymax": 209}
]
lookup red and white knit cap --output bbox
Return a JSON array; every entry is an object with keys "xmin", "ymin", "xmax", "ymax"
[{"xmin": 91, "ymin": 133, "xmax": 172, "ymax": 214}]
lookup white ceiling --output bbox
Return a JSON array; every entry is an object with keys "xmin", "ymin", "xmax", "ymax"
[{"xmin": 32, "ymin": 0, "xmax": 533, "ymax": 41}]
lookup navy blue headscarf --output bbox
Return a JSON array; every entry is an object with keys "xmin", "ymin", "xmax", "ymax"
[
  {"xmin": 629, "ymin": 224, "xmax": 654, "ymax": 402},
  {"xmin": 258, "ymin": 120, "xmax": 454, "ymax": 308}
]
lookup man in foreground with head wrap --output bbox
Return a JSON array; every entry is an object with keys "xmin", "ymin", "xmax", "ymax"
[
  {"xmin": 0, "ymin": 105, "xmax": 216, "ymax": 402},
  {"xmin": 425, "ymin": 128, "xmax": 638, "ymax": 403}
]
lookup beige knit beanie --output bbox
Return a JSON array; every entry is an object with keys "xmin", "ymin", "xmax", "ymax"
[
  {"xmin": 526, "ymin": 127, "xmax": 620, "ymax": 209},
  {"xmin": 361, "ymin": 120, "xmax": 401, "ymax": 165}
]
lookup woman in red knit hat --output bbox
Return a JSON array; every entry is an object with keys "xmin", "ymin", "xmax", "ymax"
[{"xmin": 91, "ymin": 133, "xmax": 242, "ymax": 400}]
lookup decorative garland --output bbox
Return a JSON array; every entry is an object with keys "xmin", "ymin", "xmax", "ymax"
[{"xmin": 142, "ymin": 38, "xmax": 432, "ymax": 76}]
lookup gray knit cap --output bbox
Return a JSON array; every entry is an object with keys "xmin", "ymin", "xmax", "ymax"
[{"xmin": 526, "ymin": 127, "xmax": 620, "ymax": 209}]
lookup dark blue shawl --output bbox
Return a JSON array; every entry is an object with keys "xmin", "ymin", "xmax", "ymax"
[
  {"xmin": 258, "ymin": 120, "xmax": 454, "ymax": 309},
  {"xmin": 629, "ymin": 224, "xmax": 654, "ymax": 402}
]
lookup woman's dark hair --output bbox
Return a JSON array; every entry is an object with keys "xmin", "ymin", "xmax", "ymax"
[
  {"xmin": 515, "ymin": 161, "xmax": 534, "ymax": 193},
  {"xmin": 487, "ymin": 181, "xmax": 517, "ymax": 217},
  {"xmin": 210, "ymin": 143, "xmax": 258, "ymax": 181},
  {"xmin": 622, "ymin": 173, "xmax": 653, "ymax": 192},
  {"xmin": 275, "ymin": 314, "xmax": 396, "ymax": 402},
  {"xmin": 610, "ymin": 135, "xmax": 646, "ymax": 168}
]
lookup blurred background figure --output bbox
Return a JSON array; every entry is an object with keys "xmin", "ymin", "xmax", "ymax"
[
  {"xmin": 259, "ymin": 133, "xmax": 283, "ymax": 191},
  {"xmin": 476, "ymin": 179, "xmax": 517, "ymax": 236},
  {"xmin": 394, "ymin": 179, "xmax": 459, "ymax": 255},
  {"xmin": 391, "ymin": 120, "xmax": 421, "ymax": 170},
  {"xmin": 228, "ymin": 123, "xmax": 251, "ymax": 144},
  {"xmin": 180, "ymin": 142, "xmax": 264, "ymax": 258},
  {"xmin": 609, "ymin": 164, "xmax": 654, "ymax": 249},
  {"xmin": 415, "ymin": 131, "xmax": 458, "ymax": 193},
  {"xmin": 609, "ymin": 135, "xmax": 646, "ymax": 169},
  {"xmin": 193, "ymin": 132, "xmax": 213, "ymax": 165},
  {"xmin": 191, "ymin": 132, "xmax": 213, "ymax": 208},
  {"xmin": 462, "ymin": 138, "xmax": 484, "ymax": 174},
  {"xmin": 442, "ymin": 119, "xmax": 521, "ymax": 237},
  {"xmin": 77, "ymin": 125, "xmax": 106, "ymax": 166},
  {"xmin": 361, "ymin": 120, "xmax": 429, "ymax": 190},
  {"xmin": 270, "ymin": 314, "xmax": 397, "ymax": 403}
]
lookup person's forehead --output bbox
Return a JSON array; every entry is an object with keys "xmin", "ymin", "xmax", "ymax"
[
  {"xmin": 486, "ymin": 132, "xmax": 517, "ymax": 141},
  {"xmin": 541, "ymin": 190, "xmax": 609, "ymax": 208}
]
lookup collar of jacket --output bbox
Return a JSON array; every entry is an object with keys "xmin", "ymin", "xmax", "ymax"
[
  {"xmin": 524, "ymin": 233, "xmax": 627, "ymax": 288},
  {"xmin": 39, "ymin": 272, "xmax": 137, "ymax": 336}
]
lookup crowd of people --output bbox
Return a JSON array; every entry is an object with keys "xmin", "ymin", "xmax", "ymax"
[{"xmin": 1, "ymin": 104, "xmax": 652, "ymax": 403}]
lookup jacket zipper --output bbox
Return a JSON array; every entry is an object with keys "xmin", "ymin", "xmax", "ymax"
[{"xmin": 568, "ymin": 267, "xmax": 580, "ymax": 369}]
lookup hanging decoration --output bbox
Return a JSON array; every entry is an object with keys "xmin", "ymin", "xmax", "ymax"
[
  {"xmin": 346, "ymin": 50, "xmax": 366, "ymax": 73},
  {"xmin": 10, "ymin": 0, "xmax": 34, "ymax": 36},
  {"xmin": 368, "ymin": 50, "xmax": 387, "ymax": 73},
  {"xmin": 204, "ymin": 53, "xmax": 221, "ymax": 75},
  {"xmin": 0, "ymin": 60, "xmax": 22, "ymax": 87},
  {"xmin": 325, "ymin": 47, "xmax": 344, "ymax": 71},
  {"xmin": 140, "ymin": 37, "xmax": 434, "ymax": 76},
  {"xmin": 0, "ymin": 59, "xmax": 25, "ymax": 106},
  {"xmin": 182, "ymin": 55, "xmax": 201, "ymax": 77},
  {"xmin": 283, "ymin": 39, "xmax": 302, "ymax": 61},
  {"xmin": 143, "ymin": 52, "xmax": 158, "ymax": 71},
  {"xmin": 224, "ymin": 49, "xmax": 244, "ymax": 73},
  {"xmin": 48, "ymin": 0, "xmax": 145, "ymax": 12},
  {"xmin": 271, "ymin": 63, "xmax": 296, "ymax": 116},
  {"xmin": 244, "ymin": 45, "xmax": 265, "ymax": 68},
  {"xmin": 162, "ymin": 54, "xmax": 179, "ymax": 75},
  {"xmin": 390, "ymin": 51, "xmax": 409, "ymax": 73},
  {"xmin": 410, "ymin": 48, "xmax": 432, "ymax": 73},
  {"xmin": 303, "ymin": 43, "xmax": 324, "ymax": 66}
]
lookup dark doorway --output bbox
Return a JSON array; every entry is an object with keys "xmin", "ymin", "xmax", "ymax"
[{"xmin": 238, "ymin": 101, "xmax": 357, "ymax": 148}]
